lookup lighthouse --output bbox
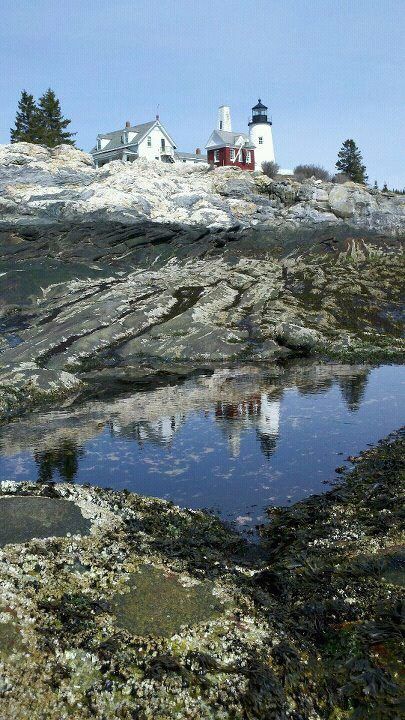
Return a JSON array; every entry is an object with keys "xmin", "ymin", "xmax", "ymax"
[{"xmin": 248, "ymin": 99, "xmax": 275, "ymax": 171}]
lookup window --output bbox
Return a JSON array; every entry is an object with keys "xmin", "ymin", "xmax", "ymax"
[
  {"xmin": 230, "ymin": 148, "xmax": 235, "ymax": 161},
  {"xmin": 97, "ymin": 139, "xmax": 101, "ymax": 150},
  {"xmin": 161, "ymin": 138, "xmax": 166, "ymax": 150},
  {"xmin": 246, "ymin": 151, "xmax": 251, "ymax": 163},
  {"xmin": 214, "ymin": 150, "xmax": 219, "ymax": 162},
  {"xmin": 219, "ymin": 120, "xmax": 223, "ymax": 130},
  {"xmin": 147, "ymin": 136, "xmax": 152, "ymax": 147},
  {"xmin": 258, "ymin": 137, "xmax": 263, "ymax": 144}
]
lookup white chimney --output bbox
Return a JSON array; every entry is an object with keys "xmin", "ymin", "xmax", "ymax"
[{"xmin": 217, "ymin": 105, "xmax": 232, "ymax": 132}]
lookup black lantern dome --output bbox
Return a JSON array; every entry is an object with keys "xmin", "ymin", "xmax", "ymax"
[{"xmin": 249, "ymin": 99, "xmax": 271, "ymax": 126}]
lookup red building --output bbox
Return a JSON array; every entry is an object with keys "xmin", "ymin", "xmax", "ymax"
[{"xmin": 205, "ymin": 105, "xmax": 255, "ymax": 170}]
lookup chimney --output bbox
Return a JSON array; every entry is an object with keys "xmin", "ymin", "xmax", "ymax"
[
  {"xmin": 195, "ymin": 148, "xmax": 201, "ymax": 155},
  {"xmin": 156, "ymin": 114, "xmax": 160, "ymax": 121},
  {"xmin": 125, "ymin": 121, "xmax": 131, "ymax": 128}
]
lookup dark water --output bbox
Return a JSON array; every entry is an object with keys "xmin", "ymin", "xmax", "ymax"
[{"xmin": 0, "ymin": 362, "xmax": 404, "ymax": 531}]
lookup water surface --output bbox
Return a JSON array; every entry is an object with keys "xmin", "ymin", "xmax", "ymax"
[{"xmin": 0, "ymin": 362, "xmax": 403, "ymax": 531}]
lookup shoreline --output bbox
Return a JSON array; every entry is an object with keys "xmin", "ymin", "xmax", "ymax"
[{"xmin": 0, "ymin": 428, "xmax": 403, "ymax": 718}]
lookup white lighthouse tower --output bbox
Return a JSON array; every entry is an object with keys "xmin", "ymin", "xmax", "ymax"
[{"xmin": 248, "ymin": 99, "xmax": 275, "ymax": 171}]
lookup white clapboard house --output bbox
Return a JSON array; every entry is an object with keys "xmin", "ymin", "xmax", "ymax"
[{"xmin": 91, "ymin": 116, "xmax": 206, "ymax": 168}]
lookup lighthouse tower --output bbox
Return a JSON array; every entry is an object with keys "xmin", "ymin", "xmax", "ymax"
[{"xmin": 248, "ymin": 99, "xmax": 275, "ymax": 171}]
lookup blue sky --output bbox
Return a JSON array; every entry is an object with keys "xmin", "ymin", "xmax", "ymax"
[{"xmin": 1, "ymin": 0, "xmax": 404, "ymax": 187}]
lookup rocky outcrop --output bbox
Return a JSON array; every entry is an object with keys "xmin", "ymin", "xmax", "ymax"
[
  {"xmin": 0, "ymin": 143, "xmax": 404, "ymax": 418},
  {"xmin": 1, "ymin": 142, "xmax": 404, "ymax": 234}
]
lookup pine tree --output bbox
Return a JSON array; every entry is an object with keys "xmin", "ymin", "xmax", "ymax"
[
  {"xmin": 10, "ymin": 90, "xmax": 43, "ymax": 143},
  {"xmin": 336, "ymin": 139, "xmax": 367, "ymax": 183},
  {"xmin": 37, "ymin": 89, "xmax": 76, "ymax": 147}
]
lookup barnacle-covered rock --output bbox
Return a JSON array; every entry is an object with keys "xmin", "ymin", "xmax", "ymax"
[{"xmin": 0, "ymin": 429, "xmax": 403, "ymax": 718}]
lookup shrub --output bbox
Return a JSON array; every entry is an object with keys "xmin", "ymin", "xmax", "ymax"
[
  {"xmin": 261, "ymin": 161, "xmax": 279, "ymax": 179},
  {"xmin": 294, "ymin": 164, "xmax": 331, "ymax": 182},
  {"xmin": 332, "ymin": 172, "xmax": 351, "ymax": 184}
]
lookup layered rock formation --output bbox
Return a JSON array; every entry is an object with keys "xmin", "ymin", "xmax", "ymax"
[{"xmin": 0, "ymin": 143, "xmax": 404, "ymax": 418}]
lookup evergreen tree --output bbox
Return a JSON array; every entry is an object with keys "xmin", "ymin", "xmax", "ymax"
[
  {"xmin": 336, "ymin": 139, "xmax": 367, "ymax": 183},
  {"xmin": 37, "ymin": 88, "xmax": 76, "ymax": 147},
  {"xmin": 10, "ymin": 90, "xmax": 43, "ymax": 143}
]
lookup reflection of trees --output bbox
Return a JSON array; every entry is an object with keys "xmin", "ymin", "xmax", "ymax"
[
  {"xmin": 338, "ymin": 372, "xmax": 370, "ymax": 412},
  {"xmin": 296, "ymin": 378, "xmax": 333, "ymax": 396},
  {"xmin": 34, "ymin": 439, "xmax": 84, "ymax": 483}
]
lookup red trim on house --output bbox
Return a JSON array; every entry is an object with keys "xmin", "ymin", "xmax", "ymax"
[{"xmin": 207, "ymin": 146, "xmax": 255, "ymax": 170}]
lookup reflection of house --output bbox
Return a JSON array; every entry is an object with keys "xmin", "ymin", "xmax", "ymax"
[
  {"xmin": 111, "ymin": 414, "xmax": 185, "ymax": 447},
  {"xmin": 214, "ymin": 393, "xmax": 280, "ymax": 458}
]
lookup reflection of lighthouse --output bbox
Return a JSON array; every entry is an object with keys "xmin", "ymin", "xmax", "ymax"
[
  {"xmin": 256, "ymin": 394, "xmax": 280, "ymax": 459},
  {"xmin": 214, "ymin": 393, "xmax": 280, "ymax": 459},
  {"xmin": 257, "ymin": 394, "xmax": 280, "ymax": 435}
]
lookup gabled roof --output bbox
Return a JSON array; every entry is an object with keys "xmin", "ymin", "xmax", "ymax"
[
  {"xmin": 205, "ymin": 129, "xmax": 255, "ymax": 150},
  {"xmin": 175, "ymin": 151, "xmax": 207, "ymax": 161},
  {"xmin": 91, "ymin": 120, "xmax": 176, "ymax": 155}
]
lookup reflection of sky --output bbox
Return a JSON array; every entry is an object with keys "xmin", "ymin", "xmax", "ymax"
[{"xmin": 0, "ymin": 365, "xmax": 404, "ymax": 530}]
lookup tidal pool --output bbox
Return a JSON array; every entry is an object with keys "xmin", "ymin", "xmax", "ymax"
[
  {"xmin": 112, "ymin": 565, "xmax": 224, "ymax": 637},
  {"xmin": 0, "ymin": 362, "xmax": 404, "ymax": 532},
  {"xmin": 0, "ymin": 496, "xmax": 90, "ymax": 547}
]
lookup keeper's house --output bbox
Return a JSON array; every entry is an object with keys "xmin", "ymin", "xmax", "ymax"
[
  {"xmin": 205, "ymin": 105, "xmax": 255, "ymax": 170},
  {"xmin": 91, "ymin": 116, "xmax": 206, "ymax": 168}
]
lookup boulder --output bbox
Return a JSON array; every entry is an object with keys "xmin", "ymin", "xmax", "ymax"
[
  {"xmin": 275, "ymin": 322, "xmax": 321, "ymax": 350},
  {"xmin": 328, "ymin": 183, "xmax": 377, "ymax": 219}
]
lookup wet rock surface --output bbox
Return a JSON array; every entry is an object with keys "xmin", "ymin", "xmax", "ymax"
[
  {"xmin": 0, "ymin": 218, "xmax": 403, "ymax": 419},
  {"xmin": 0, "ymin": 621, "xmax": 23, "ymax": 658},
  {"xmin": 0, "ymin": 429, "xmax": 403, "ymax": 719},
  {"xmin": 112, "ymin": 565, "xmax": 224, "ymax": 637},
  {"xmin": 0, "ymin": 496, "xmax": 90, "ymax": 547}
]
